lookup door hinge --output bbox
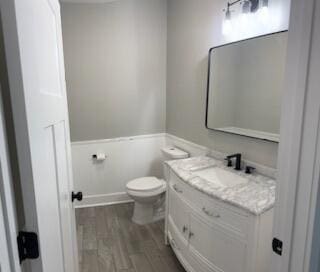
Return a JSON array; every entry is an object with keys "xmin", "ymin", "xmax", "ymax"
[
  {"xmin": 272, "ymin": 237, "xmax": 283, "ymax": 256},
  {"xmin": 17, "ymin": 231, "xmax": 40, "ymax": 263}
]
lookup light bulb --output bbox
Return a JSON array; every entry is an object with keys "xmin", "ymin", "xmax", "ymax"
[
  {"xmin": 258, "ymin": 5, "xmax": 269, "ymax": 24},
  {"xmin": 222, "ymin": 18, "xmax": 233, "ymax": 36},
  {"xmin": 222, "ymin": 7, "xmax": 233, "ymax": 36},
  {"xmin": 240, "ymin": 13, "xmax": 250, "ymax": 29},
  {"xmin": 258, "ymin": 0, "xmax": 269, "ymax": 22}
]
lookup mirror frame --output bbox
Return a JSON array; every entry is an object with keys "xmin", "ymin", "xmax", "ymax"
[{"xmin": 205, "ymin": 30, "xmax": 288, "ymax": 143}]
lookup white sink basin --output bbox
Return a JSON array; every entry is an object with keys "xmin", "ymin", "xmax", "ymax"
[{"xmin": 192, "ymin": 167, "xmax": 248, "ymax": 188}]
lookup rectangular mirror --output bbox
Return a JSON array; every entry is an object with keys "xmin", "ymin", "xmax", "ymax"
[{"xmin": 206, "ymin": 31, "xmax": 288, "ymax": 142}]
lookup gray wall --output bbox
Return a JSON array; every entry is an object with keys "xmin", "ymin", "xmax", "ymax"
[
  {"xmin": 61, "ymin": 0, "xmax": 167, "ymax": 142},
  {"xmin": 166, "ymin": 0, "xmax": 290, "ymax": 168},
  {"xmin": 62, "ymin": 0, "xmax": 291, "ymax": 168}
]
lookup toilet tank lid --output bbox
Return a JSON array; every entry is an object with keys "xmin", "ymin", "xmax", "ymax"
[{"xmin": 161, "ymin": 147, "xmax": 189, "ymax": 159}]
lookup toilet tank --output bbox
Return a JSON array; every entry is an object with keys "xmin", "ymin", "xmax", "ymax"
[{"xmin": 161, "ymin": 147, "xmax": 189, "ymax": 161}]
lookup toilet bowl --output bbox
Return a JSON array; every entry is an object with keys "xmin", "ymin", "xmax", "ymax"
[
  {"xmin": 126, "ymin": 147, "xmax": 189, "ymax": 225},
  {"xmin": 127, "ymin": 177, "xmax": 166, "ymax": 225}
]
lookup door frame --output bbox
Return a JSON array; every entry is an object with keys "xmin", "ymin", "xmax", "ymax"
[
  {"xmin": 0, "ymin": 83, "xmax": 22, "ymax": 271},
  {"xmin": 271, "ymin": 0, "xmax": 320, "ymax": 271},
  {"xmin": 0, "ymin": 93, "xmax": 13, "ymax": 272},
  {"xmin": 0, "ymin": 187, "xmax": 11, "ymax": 272},
  {"xmin": 0, "ymin": 0, "xmax": 42, "ymax": 270}
]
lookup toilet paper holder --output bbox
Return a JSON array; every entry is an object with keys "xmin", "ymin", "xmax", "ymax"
[{"xmin": 92, "ymin": 154, "xmax": 107, "ymax": 160}]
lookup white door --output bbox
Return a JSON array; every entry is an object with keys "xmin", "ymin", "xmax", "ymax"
[{"xmin": 0, "ymin": 0, "xmax": 79, "ymax": 271}]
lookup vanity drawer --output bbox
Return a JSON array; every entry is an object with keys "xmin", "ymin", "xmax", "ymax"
[
  {"xmin": 169, "ymin": 169, "xmax": 249, "ymax": 238},
  {"xmin": 169, "ymin": 171, "xmax": 203, "ymax": 209},
  {"xmin": 200, "ymin": 197, "xmax": 249, "ymax": 238}
]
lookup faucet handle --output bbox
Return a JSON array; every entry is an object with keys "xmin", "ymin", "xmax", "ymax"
[
  {"xmin": 245, "ymin": 166, "xmax": 256, "ymax": 174},
  {"xmin": 224, "ymin": 157, "xmax": 233, "ymax": 167}
]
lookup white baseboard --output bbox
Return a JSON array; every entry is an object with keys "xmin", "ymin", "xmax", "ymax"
[{"xmin": 75, "ymin": 192, "xmax": 133, "ymax": 208}]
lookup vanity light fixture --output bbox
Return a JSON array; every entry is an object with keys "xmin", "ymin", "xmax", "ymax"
[{"xmin": 222, "ymin": 0, "xmax": 269, "ymax": 35}]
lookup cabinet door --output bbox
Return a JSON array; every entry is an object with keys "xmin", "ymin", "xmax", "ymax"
[
  {"xmin": 168, "ymin": 187, "xmax": 189, "ymax": 243},
  {"xmin": 189, "ymin": 213, "xmax": 248, "ymax": 272}
]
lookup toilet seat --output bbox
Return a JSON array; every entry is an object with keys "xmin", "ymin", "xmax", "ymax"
[
  {"xmin": 126, "ymin": 177, "xmax": 166, "ymax": 198},
  {"xmin": 126, "ymin": 177, "xmax": 165, "ymax": 192}
]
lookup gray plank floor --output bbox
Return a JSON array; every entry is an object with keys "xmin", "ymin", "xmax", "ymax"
[{"xmin": 76, "ymin": 203, "xmax": 186, "ymax": 272}]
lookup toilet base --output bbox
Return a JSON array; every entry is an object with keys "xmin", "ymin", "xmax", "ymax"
[{"xmin": 132, "ymin": 202, "xmax": 165, "ymax": 225}]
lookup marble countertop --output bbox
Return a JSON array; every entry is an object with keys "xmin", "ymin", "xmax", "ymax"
[{"xmin": 165, "ymin": 156, "xmax": 276, "ymax": 215}]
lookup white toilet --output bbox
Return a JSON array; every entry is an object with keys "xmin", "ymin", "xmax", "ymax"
[{"xmin": 126, "ymin": 147, "xmax": 189, "ymax": 225}]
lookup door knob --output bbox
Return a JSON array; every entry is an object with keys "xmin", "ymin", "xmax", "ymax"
[{"xmin": 71, "ymin": 191, "xmax": 83, "ymax": 202}]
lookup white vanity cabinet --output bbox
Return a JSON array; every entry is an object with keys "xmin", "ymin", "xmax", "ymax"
[{"xmin": 165, "ymin": 169, "xmax": 274, "ymax": 272}]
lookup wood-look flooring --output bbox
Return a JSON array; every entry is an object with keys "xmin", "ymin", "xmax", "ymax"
[{"xmin": 76, "ymin": 203, "xmax": 186, "ymax": 272}]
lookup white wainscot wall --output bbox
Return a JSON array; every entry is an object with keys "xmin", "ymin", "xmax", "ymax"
[
  {"xmin": 71, "ymin": 134, "xmax": 166, "ymax": 207},
  {"xmin": 72, "ymin": 133, "xmax": 276, "ymax": 208}
]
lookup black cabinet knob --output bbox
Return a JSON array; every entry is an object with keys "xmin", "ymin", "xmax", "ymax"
[{"xmin": 71, "ymin": 191, "xmax": 83, "ymax": 202}]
